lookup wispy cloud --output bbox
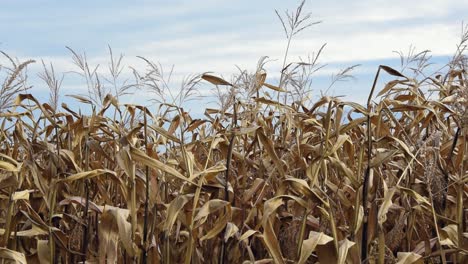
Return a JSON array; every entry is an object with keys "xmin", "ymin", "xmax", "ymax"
[{"xmin": 1, "ymin": 0, "xmax": 466, "ymax": 106}]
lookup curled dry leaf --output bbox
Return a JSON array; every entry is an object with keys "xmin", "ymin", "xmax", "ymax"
[
  {"xmin": 298, "ymin": 231, "xmax": 333, "ymax": 264},
  {"xmin": 0, "ymin": 248, "xmax": 27, "ymax": 264},
  {"xmin": 396, "ymin": 252, "xmax": 423, "ymax": 264},
  {"xmin": 164, "ymin": 194, "xmax": 194, "ymax": 234},
  {"xmin": 100, "ymin": 205, "xmax": 136, "ymax": 256},
  {"xmin": 201, "ymin": 74, "xmax": 232, "ymax": 86}
]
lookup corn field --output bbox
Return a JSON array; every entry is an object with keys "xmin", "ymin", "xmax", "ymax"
[{"xmin": 1, "ymin": 4, "xmax": 468, "ymax": 264}]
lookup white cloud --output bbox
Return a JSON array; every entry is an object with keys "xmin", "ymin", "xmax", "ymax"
[
  {"xmin": 314, "ymin": 0, "xmax": 466, "ymax": 23},
  {"xmin": 3, "ymin": 0, "xmax": 467, "ymax": 106}
]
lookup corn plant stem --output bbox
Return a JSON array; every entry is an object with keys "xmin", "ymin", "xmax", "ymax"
[
  {"xmin": 164, "ymin": 177, "xmax": 170, "ymax": 264},
  {"xmin": 457, "ymin": 126, "xmax": 466, "ymax": 262},
  {"xmin": 219, "ymin": 131, "xmax": 235, "ymax": 264},
  {"xmin": 362, "ymin": 66, "xmax": 381, "ymax": 262},
  {"xmin": 378, "ymin": 228, "xmax": 385, "ymax": 264},
  {"xmin": 179, "ymin": 111, "xmax": 223, "ymax": 262},
  {"xmin": 324, "ymin": 101, "xmax": 340, "ymax": 256},
  {"xmin": 52, "ymin": 114, "xmax": 61, "ymax": 264},
  {"xmin": 274, "ymin": 30, "xmax": 293, "ymax": 154},
  {"xmin": 375, "ymin": 154, "xmax": 385, "ymax": 264},
  {"xmin": 0, "ymin": 119, "xmax": 6, "ymax": 146},
  {"xmin": 328, "ymin": 197, "xmax": 340, "ymax": 258},
  {"xmin": 142, "ymin": 110, "xmax": 149, "ymax": 264},
  {"xmin": 150, "ymin": 205, "xmax": 158, "ymax": 256},
  {"xmin": 351, "ymin": 147, "xmax": 364, "ymax": 242},
  {"xmin": 82, "ymin": 134, "xmax": 90, "ymax": 263},
  {"xmin": 219, "ymin": 102, "xmax": 237, "ymax": 264},
  {"xmin": 1, "ymin": 191, "xmax": 14, "ymax": 247},
  {"xmin": 184, "ymin": 180, "xmax": 202, "ymax": 264},
  {"xmin": 49, "ymin": 186, "xmax": 57, "ymax": 263},
  {"xmin": 130, "ymin": 166, "xmax": 137, "ymax": 261},
  {"xmin": 296, "ymin": 128, "xmax": 307, "ymax": 260},
  {"xmin": 443, "ymin": 127, "xmax": 461, "ymax": 219},
  {"xmin": 278, "ymin": 32, "xmax": 293, "ymax": 104},
  {"xmin": 427, "ymin": 182, "xmax": 447, "ymax": 264},
  {"xmin": 296, "ymin": 208, "xmax": 309, "ymax": 259},
  {"xmin": 178, "ymin": 108, "xmax": 197, "ymax": 264}
]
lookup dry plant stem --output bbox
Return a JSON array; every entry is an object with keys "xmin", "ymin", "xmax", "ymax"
[
  {"xmin": 457, "ymin": 126, "xmax": 467, "ymax": 262},
  {"xmin": 164, "ymin": 175, "xmax": 171, "ymax": 264},
  {"xmin": 130, "ymin": 156, "xmax": 137, "ymax": 261},
  {"xmin": 297, "ymin": 208, "xmax": 309, "ymax": 259},
  {"xmin": 278, "ymin": 35, "xmax": 292, "ymax": 104},
  {"xmin": 324, "ymin": 102, "xmax": 340, "ymax": 256},
  {"xmin": 82, "ymin": 132, "xmax": 90, "ymax": 263},
  {"xmin": 295, "ymin": 127, "xmax": 308, "ymax": 259},
  {"xmin": 328, "ymin": 197, "xmax": 340, "ymax": 257},
  {"xmin": 378, "ymin": 228, "xmax": 385, "ymax": 264},
  {"xmin": 427, "ymin": 182, "xmax": 447, "ymax": 263},
  {"xmin": 186, "ymin": 133, "xmax": 219, "ymax": 263},
  {"xmin": 0, "ymin": 119, "xmax": 6, "ymax": 144},
  {"xmin": 83, "ymin": 111, "xmax": 94, "ymax": 261},
  {"xmin": 181, "ymin": 108, "xmax": 198, "ymax": 264},
  {"xmin": 439, "ymin": 126, "xmax": 460, "ymax": 227},
  {"xmin": 296, "ymin": 124, "xmax": 308, "ymax": 260},
  {"xmin": 219, "ymin": 134, "xmax": 235, "ymax": 264},
  {"xmin": 52, "ymin": 110, "xmax": 61, "ymax": 263},
  {"xmin": 352, "ymin": 146, "xmax": 365, "ymax": 242},
  {"xmin": 142, "ymin": 110, "xmax": 149, "ymax": 264},
  {"xmin": 49, "ymin": 183, "xmax": 57, "ymax": 263},
  {"xmin": 219, "ymin": 102, "xmax": 237, "ymax": 264},
  {"xmin": 2, "ymin": 191, "xmax": 14, "ymax": 247},
  {"xmin": 362, "ymin": 66, "xmax": 381, "ymax": 262}
]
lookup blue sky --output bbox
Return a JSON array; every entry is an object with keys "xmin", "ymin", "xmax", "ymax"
[{"xmin": 1, "ymin": 0, "xmax": 467, "ymax": 114}]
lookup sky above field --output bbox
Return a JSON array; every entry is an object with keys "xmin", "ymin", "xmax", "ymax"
[{"xmin": 1, "ymin": 0, "xmax": 468, "ymax": 114}]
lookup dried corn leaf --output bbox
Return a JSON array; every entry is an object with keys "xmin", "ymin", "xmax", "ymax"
[
  {"xmin": 12, "ymin": 190, "xmax": 33, "ymax": 201},
  {"xmin": 285, "ymin": 178, "xmax": 327, "ymax": 205},
  {"xmin": 396, "ymin": 252, "xmax": 423, "ymax": 264},
  {"xmin": 101, "ymin": 205, "xmax": 136, "ymax": 256},
  {"xmin": 0, "ymin": 225, "xmax": 48, "ymax": 237},
  {"xmin": 129, "ymin": 146, "xmax": 196, "ymax": 185},
  {"xmin": 0, "ymin": 160, "xmax": 19, "ymax": 172},
  {"xmin": 59, "ymin": 169, "xmax": 116, "ymax": 182},
  {"xmin": 200, "ymin": 207, "xmax": 231, "ymax": 241},
  {"xmin": 239, "ymin": 230, "xmax": 259, "ymax": 241},
  {"xmin": 224, "ymin": 222, "xmax": 239, "ymax": 242},
  {"xmin": 370, "ymin": 149, "xmax": 398, "ymax": 168},
  {"xmin": 202, "ymin": 74, "xmax": 232, "ymax": 86},
  {"xmin": 257, "ymin": 128, "xmax": 285, "ymax": 177},
  {"xmin": 194, "ymin": 199, "xmax": 230, "ymax": 223},
  {"xmin": 37, "ymin": 240, "xmax": 50, "ymax": 264},
  {"xmin": 378, "ymin": 180, "xmax": 396, "ymax": 225},
  {"xmin": 298, "ymin": 231, "xmax": 333, "ymax": 264},
  {"xmin": 262, "ymin": 219, "xmax": 285, "ymax": 264},
  {"xmin": 263, "ymin": 82, "xmax": 286, "ymax": 92},
  {"xmin": 337, "ymin": 239, "xmax": 357, "ymax": 264},
  {"xmin": 0, "ymin": 248, "xmax": 27, "ymax": 264},
  {"xmin": 164, "ymin": 194, "xmax": 194, "ymax": 234}
]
